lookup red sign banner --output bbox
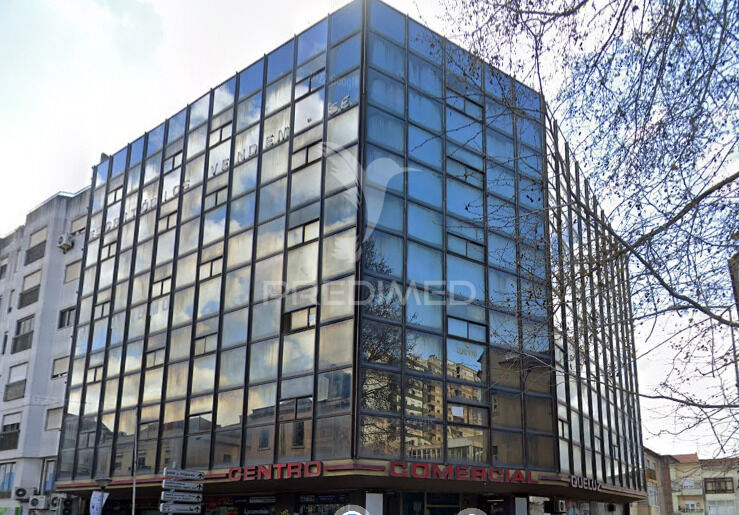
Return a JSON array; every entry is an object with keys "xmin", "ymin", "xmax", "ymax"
[{"xmin": 227, "ymin": 461, "xmax": 536, "ymax": 484}]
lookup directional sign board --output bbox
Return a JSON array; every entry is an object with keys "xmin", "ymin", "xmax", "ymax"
[
  {"xmin": 162, "ymin": 480, "xmax": 203, "ymax": 492},
  {"xmin": 159, "ymin": 503, "xmax": 202, "ymax": 513},
  {"xmin": 161, "ymin": 492, "xmax": 203, "ymax": 503},
  {"xmin": 163, "ymin": 468, "xmax": 205, "ymax": 481}
]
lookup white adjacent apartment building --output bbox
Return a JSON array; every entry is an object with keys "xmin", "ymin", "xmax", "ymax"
[{"xmin": 0, "ymin": 189, "xmax": 88, "ymax": 515}]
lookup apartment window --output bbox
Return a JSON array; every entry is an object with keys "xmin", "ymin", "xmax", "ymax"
[
  {"xmin": 0, "ymin": 413, "xmax": 21, "ymax": 451},
  {"xmin": 58, "ymin": 307, "xmax": 76, "ymax": 328},
  {"xmin": 65, "ymin": 260, "xmax": 81, "ymax": 283},
  {"xmin": 0, "ymin": 257, "xmax": 7, "ymax": 280},
  {"xmin": 25, "ymin": 227, "xmax": 47, "ymax": 264},
  {"xmin": 704, "ymin": 477, "xmax": 734, "ymax": 493},
  {"xmin": 70, "ymin": 215, "xmax": 86, "ymax": 235},
  {"xmin": 51, "ymin": 356, "xmax": 69, "ymax": 378},
  {"xmin": 45, "ymin": 408, "xmax": 63, "ymax": 430},
  {"xmin": 11, "ymin": 315, "xmax": 34, "ymax": 354},
  {"xmin": 4, "ymin": 364, "xmax": 27, "ymax": 401},
  {"xmin": 41, "ymin": 460, "xmax": 56, "ymax": 494},
  {"xmin": 18, "ymin": 270, "xmax": 42, "ymax": 308},
  {"xmin": 0, "ymin": 462, "xmax": 15, "ymax": 497}
]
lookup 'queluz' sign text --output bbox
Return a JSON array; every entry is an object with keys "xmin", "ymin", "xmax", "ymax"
[{"xmin": 570, "ymin": 475, "xmax": 601, "ymax": 491}]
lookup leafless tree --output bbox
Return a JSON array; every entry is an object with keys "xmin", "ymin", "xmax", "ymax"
[{"xmin": 434, "ymin": 0, "xmax": 739, "ymax": 454}]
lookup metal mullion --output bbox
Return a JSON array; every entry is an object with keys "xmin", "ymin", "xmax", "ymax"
[
  {"xmin": 306, "ymin": 20, "xmax": 337, "ymax": 460},
  {"xmin": 616, "ymin": 254, "xmax": 637, "ymax": 488},
  {"xmin": 106, "ymin": 136, "xmax": 151, "ymax": 480},
  {"xmin": 82, "ymin": 156, "xmax": 118, "ymax": 480},
  {"xmin": 481, "ymin": 64, "xmax": 494, "ymax": 466},
  {"xmin": 439, "ymin": 32, "xmax": 450, "ymax": 465},
  {"xmin": 155, "ymin": 103, "xmax": 197, "ymax": 472},
  {"xmin": 538, "ymin": 102, "xmax": 558, "ymax": 470},
  {"xmin": 67, "ymin": 158, "xmax": 109, "ymax": 480},
  {"xmin": 604, "ymin": 230, "xmax": 624, "ymax": 486},
  {"xmin": 398, "ymin": 11, "xmax": 409, "ymax": 463},
  {"xmin": 612, "ymin": 251, "xmax": 629, "ymax": 486},
  {"xmin": 563, "ymin": 141, "xmax": 586, "ymax": 476},
  {"xmin": 624, "ymin": 263, "xmax": 645, "ymax": 490},
  {"xmin": 95, "ymin": 143, "xmax": 134, "ymax": 480},
  {"xmin": 353, "ymin": 0, "xmax": 369, "ymax": 460},
  {"xmin": 614, "ymin": 252, "xmax": 631, "ymax": 487},
  {"xmin": 242, "ymin": 57, "xmax": 268, "ymax": 466},
  {"xmin": 273, "ymin": 34, "xmax": 299, "ymax": 465},
  {"xmin": 208, "ymin": 73, "xmax": 241, "ymax": 469},
  {"xmin": 595, "ymin": 207, "xmax": 615, "ymax": 485},
  {"xmin": 133, "ymin": 117, "xmax": 173, "ymax": 476},
  {"xmin": 573, "ymin": 162, "xmax": 593, "ymax": 477},
  {"xmin": 182, "ymin": 91, "xmax": 215, "ymax": 468},
  {"xmin": 599, "ymin": 221, "xmax": 617, "ymax": 484},
  {"xmin": 589, "ymin": 192, "xmax": 608, "ymax": 482},
  {"xmin": 581, "ymin": 178, "xmax": 599, "ymax": 479},
  {"xmin": 550, "ymin": 120, "xmax": 574, "ymax": 474},
  {"xmin": 510, "ymin": 81, "xmax": 529, "ymax": 468}
]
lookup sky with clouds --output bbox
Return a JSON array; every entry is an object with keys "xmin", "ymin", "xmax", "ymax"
[{"xmin": 0, "ymin": 0, "xmax": 718, "ymax": 457}]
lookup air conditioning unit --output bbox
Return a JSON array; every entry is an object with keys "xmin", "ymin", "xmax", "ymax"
[
  {"xmin": 14, "ymin": 487, "xmax": 30, "ymax": 501},
  {"xmin": 543, "ymin": 499, "xmax": 567, "ymax": 514},
  {"xmin": 557, "ymin": 500, "xmax": 567, "ymax": 513},
  {"xmin": 57, "ymin": 233, "xmax": 74, "ymax": 253},
  {"xmin": 50, "ymin": 495, "xmax": 65, "ymax": 509},
  {"xmin": 29, "ymin": 495, "xmax": 50, "ymax": 509}
]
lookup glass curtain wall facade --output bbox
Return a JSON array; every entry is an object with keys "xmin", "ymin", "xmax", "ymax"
[{"xmin": 57, "ymin": 0, "xmax": 643, "ymax": 497}]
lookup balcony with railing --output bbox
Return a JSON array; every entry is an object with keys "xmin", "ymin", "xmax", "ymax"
[
  {"xmin": 3, "ymin": 379, "xmax": 26, "ymax": 401},
  {"xmin": 11, "ymin": 331, "xmax": 33, "ymax": 354}
]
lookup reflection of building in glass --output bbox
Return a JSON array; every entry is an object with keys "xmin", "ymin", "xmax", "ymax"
[{"xmin": 56, "ymin": 0, "xmax": 644, "ymax": 512}]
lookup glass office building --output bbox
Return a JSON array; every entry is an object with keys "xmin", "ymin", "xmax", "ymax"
[{"xmin": 56, "ymin": 0, "xmax": 644, "ymax": 513}]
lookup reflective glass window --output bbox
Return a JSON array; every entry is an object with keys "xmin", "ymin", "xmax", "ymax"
[
  {"xmin": 317, "ymin": 369, "xmax": 352, "ymax": 416},
  {"xmin": 239, "ymin": 59, "xmax": 264, "ymax": 99},
  {"xmin": 361, "ymin": 277, "xmax": 402, "ymax": 322},
  {"xmin": 368, "ymin": 69, "xmax": 404, "ymax": 116},
  {"xmin": 219, "ymin": 347, "xmax": 246, "ymax": 389},
  {"xmin": 321, "ymin": 228, "xmax": 355, "ymax": 278},
  {"xmin": 487, "ymin": 195, "xmax": 516, "ymax": 234},
  {"xmin": 406, "ymin": 376, "xmax": 443, "ymax": 419},
  {"xmin": 359, "ymin": 415, "xmax": 401, "ymax": 458},
  {"xmin": 368, "ymin": 34, "xmax": 405, "ymax": 79},
  {"xmin": 408, "ymin": 163, "xmax": 442, "ymax": 206},
  {"xmin": 407, "ymin": 242, "xmax": 442, "ymax": 285},
  {"xmin": 406, "ymin": 289, "xmax": 443, "ymax": 330},
  {"xmin": 447, "ymin": 339, "xmax": 486, "ymax": 383},
  {"xmin": 227, "ymin": 229, "xmax": 253, "ymax": 269},
  {"xmin": 409, "ymin": 54, "xmax": 442, "ymax": 97},
  {"xmin": 290, "ymin": 162, "xmax": 322, "ymax": 208},
  {"xmin": 365, "ymin": 145, "xmax": 404, "ymax": 194},
  {"xmin": 286, "ymin": 241, "xmax": 318, "ymax": 290},
  {"xmin": 323, "ymin": 188, "xmax": 357, "ymax": 234},
  {"xmin": 408, "ymin": 203, "xmax": 442, "ymax": 246},
  {"xmin": 406, "ymin": 330, "xmax": 443, "ymax": 375},
  {"xmin": 258, "ymin": 178, "xmax": 287, "ymax": 222},
  {"xmin": 249, "ymin": 339, "xmax": 279, "ymax": 383},
  {"xmin": 256, "ymin": 217, "xmax": 284, "ymax": 259},
  {"xmin": 447, "ymin": 255, "xmax": 484, "ymax": 302},
  {"xmin": 251, "ymin": 299, "xmax": 281, "ymax": 340},
  {"xmin": 447, "ymin": 108, "xmax": 483, "ymax": 152},
  {"xmin": 224, "ymin": 266, "xmax": 251, "ymax": 310},
  {"xmin": 327, "ymin": 70, "xmax": 359, "ymax": 115},
  {"xmin": 191, "ymin": 355, "xmax": 216, "ymax": 395},
  {"xmin": 326, "ymin": 106, "xmax": 358, "ymax": 148},
  {"xmin": 361, "ymin": 369, "xmax": 401, "ymax": 413},
  {"xmin": 361, "ymin": 320, "xmax": 401, "ymax": 366},
  {"xmin": 247, "ymin": 383, "xmax": 276, "ymax": 425},
  {"xmin": 365, "ymin": 188, "xmax": 403, "ymax": 234},
  {"xmin": 294, "ymin": 89, "xmax": 324, "ymax": 134},
  {"xmin": 325, "ymin": 145, "xmax": 358, "ymax": 194},
  {"xmin": 447, "ymin": 178, "xmax": 483, "ymax": 221},
  {"xmin": 408, "ymin": 19, "xmax": 442, "ymax": 63},
  {"xmin": 236, "ymin": 92, "xmax": 263, "ymax": 132},
  {"xmin": 253, "ymin": 255, "xmax": 283, "ymax": 302},
  {"xmin": 486, "ymin": 130, "xmax": 515, "ymax": 167},
  {"xmin": 265, "ymin": 75, "xmax": 292, "ymax": 115},
  {"xmin": 318, "ymin": 319, "xmax": 354, "ymax": 369},
  {"xmin": 367, "ymin": 106, "xmax": 405, "ymax": 154},
  {"xmin": 364, "ymin": 230, "xmax": 403, "ymax": 279},
  {"xmin": 329, "ymin": 0, "xmax": 361, "ymax": 43},
  {"xmin": 298, "ymin": 19, "xmax": 327, "ymax": 64},
  {"xmin": 409, "ymin": 125, "xmax": 442, "ymax": 169},
  {"xmin": 328, "ymin": 33, "xmax": 360, "ymax": 80},
  {"xmin": 267, "ymin": 40, "xmax": 294, "ymax": 83},
  {"xmin": 222, "ymin": 308, "xmax": 248, "ymax": 348},
  {"xmin": 369, "ymin": 0, "xmax": 405, "ymax": 44},
  {"xmin": 409, "ymin": 91, "xmax": 442, "ymax": 132}
]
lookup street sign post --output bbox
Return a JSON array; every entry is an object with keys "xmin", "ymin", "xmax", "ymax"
[
  {"xmin": 161, "ymin": 480, "xmax": 204, "ymax": 492},
  {"xmin": 159, "ymin": 503, "xmax": 202, "ymax": 513},
  {"xmin": 161, "ymin": 492, "xmax": 203, "ymax": 503},
  {"xmin": 163, "ymin": 468, "xmax": 205, "ymax": 481}
]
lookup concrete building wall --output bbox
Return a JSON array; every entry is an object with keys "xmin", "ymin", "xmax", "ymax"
[{"xmin": 0, "ymin": 188, "xmax": 88, "ymax": 512}]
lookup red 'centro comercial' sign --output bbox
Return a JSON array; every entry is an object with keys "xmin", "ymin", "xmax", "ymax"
[{"xmin": 227, "ymin": 461, "xmax": 536, "ymax": 484}]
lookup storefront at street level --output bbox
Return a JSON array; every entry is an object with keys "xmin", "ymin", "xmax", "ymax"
[{"xmin": 55, "ymin": 459, "xmax": 644, "ymax": 514}]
